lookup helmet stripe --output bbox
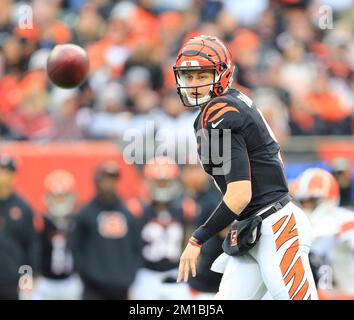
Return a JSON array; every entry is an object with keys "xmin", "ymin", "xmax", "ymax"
[
  {"xmin": 179, "ymin": 50, "xmax": 215, "ymax": 65},
  {"xmin": 187, "ymin": 42, "xmax": 222, "ymax": 64},
  {"xmin": 203, "ymin": 37, "xmax": 228, "ymax": 62}
]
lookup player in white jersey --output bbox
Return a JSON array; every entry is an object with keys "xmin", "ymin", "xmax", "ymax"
[{"xmin": 291, "ymin": 167, "xmax": 354, "ymax": 299}]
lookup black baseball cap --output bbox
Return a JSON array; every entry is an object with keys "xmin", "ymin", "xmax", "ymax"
[{"xmin": 0, "ymin": 154, "xmax": 17, "ymax": 172}]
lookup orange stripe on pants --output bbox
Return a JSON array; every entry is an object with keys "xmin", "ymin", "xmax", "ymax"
[
  {"xmin": 273, "ymin": 213, "xmax": 309, "ymax": 300},
  {"xmin": 275, "ymin": 213, "xmax": 298, "ymax": 251}
]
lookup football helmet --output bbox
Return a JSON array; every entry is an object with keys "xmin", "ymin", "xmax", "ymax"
[
  {"xmin": 291, "ymin": 168, "xmax": 340, "ymax": 214},
  {"xmin": 44, "ymin": 169, "xmax": 76, "ymax": 221},
  {"xmin": 144, "ymin": 156, "xmax": 181, "ymax": 203},
  {"xmin": 173, "ymin": 35, "xmax": 234, "ymax": 108}
]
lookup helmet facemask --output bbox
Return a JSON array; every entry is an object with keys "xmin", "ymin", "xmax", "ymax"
[
  {"xmin": 174, "ymin": 63, "xmax": 233, "ymax": 108},
  {"xmin": 46, "ymin": 192, "xmax": 76, "ymax": 225},
  {"xmin": 149, "ymin": 178, "xmax": 182, "ymax": 203},
  {"xmin": 174, "ymin": 66, "xmax": 219, "ymax": 108}
]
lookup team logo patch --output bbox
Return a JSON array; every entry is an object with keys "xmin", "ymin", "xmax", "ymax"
[
  {"xmin": 181, "ymin": 60, "xmax": 199, "ymax": 67},
  {"xmin": 97, "ymin": 211, "xmax": 128, "ymax": 239},
  {"xmin": 230, "ymin": 229, "xmax": 238, "ymax": 247}
]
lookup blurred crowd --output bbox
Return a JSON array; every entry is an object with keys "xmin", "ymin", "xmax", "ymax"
[{"xmin": 0, "ymin": 0, "xmax": 353, "ymax": 145}]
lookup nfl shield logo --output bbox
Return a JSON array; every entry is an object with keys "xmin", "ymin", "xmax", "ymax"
[{"xmin": 230, "ymin": 230, "xmax": 238, "ymax": 247}]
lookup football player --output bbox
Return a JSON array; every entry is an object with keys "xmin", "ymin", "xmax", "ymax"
[
  {"xmin": 291, "ymin": 168, "xmax": 354, "ymax": 299},
  {"xmin": 130, "ymin": 157, "xmax": 196, "ymax": 299},
  {"xmin": 33, "ymin": 170, "xmax": 83, "ymax": 300},
  {"xmin": 173, "ymin": 35, "xmax": 318, "ymax": 300}
]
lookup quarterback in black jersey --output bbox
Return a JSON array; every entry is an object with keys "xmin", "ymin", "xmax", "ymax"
[{"xmin": 174, "ymin": 35, "xmax": 318, "ymax": 300}]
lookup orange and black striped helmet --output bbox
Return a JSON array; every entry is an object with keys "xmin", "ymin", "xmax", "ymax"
[{"xmin": 173, "ymin": 35, "xmax": 234, "ymax": 108}]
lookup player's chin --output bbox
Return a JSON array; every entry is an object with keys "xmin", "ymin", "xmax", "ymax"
[{"xmin": 187, "ymin": 93, "xmax": 203, "ymax": 103}]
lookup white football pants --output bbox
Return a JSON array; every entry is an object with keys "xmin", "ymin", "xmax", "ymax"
[{"xmin": 212, "ymin": 201, "xmax": 318, "ymax": 300}]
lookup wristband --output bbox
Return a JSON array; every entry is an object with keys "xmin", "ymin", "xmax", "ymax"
[
  {"xmin": 188, "ymin": 238, "xmax": 202, "ymax": 248},
  {"xmin": 192, "ymin": 201, "xmax": 237, "ymax": 245}
]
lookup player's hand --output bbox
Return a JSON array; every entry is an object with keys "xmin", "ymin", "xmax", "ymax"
[{"xmin": 177, "ymin": 242, "xmax": 201, "ymax": 283}]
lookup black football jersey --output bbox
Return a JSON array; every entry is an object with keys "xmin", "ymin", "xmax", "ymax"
[
  {"xmin": 140, "ymin": 199, "xmax": 196, "ymax": 272},
  {"xmin": 40, "ymin": 216, "xmax": 74, "ymax": 279},
  {"xmin": 193, "ymin": 88, "xmax": 288, "ymax": 219}
]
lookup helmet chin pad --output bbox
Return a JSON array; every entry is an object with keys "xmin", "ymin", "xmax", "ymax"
[{"xmin": 181, "ymin": 86, "xmax": 213, "ymax": 107}]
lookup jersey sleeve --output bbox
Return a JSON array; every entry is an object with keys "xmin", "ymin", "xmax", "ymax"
[
  {"xmin": 202, "ymin": 98, "xmax": 244, "ymax": 132},
  {"xmin": 204, "ymin": 99, "xmax": 250, "ymax": 183}
]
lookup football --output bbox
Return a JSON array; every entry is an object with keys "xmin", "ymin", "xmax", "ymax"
[{"xmin": 47, "ymin": 43, "xmax": 89, "ymax": 89}]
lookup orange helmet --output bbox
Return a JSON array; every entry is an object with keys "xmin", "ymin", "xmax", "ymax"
[
  {"xmin": 291, "ymin": 168, "xmax": 340, "ymax": 204},
  {"xmin": 173, "ymin": 35, "xmax": 234, "ymax": 107},
  {"xmin": 144, "ymin": 156, "xmax": 181, "ymax": 203},
  {"xmin": 44, "ymin": 170, "xmax": 76, "ymax": 219},
  {"xmin": 44, "ymin": 169, "xmax": 76, "ymax": 195}
]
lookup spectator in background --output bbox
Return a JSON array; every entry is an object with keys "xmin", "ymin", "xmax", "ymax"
[
  {"xmin": 230, "ymin": 28, "xmax": 263, "ymax": 90},
  {"xmin": 85, "ymin": 1, "xmax": 138, "ymax": 78},
  {"xmin": 0, "ymin": 117, "xmax": 18, "ymax": 140},
  {"xmin": 88, "ymin": 81, "xmax": 132, "ymax": 140},
  {"xmin": 8, "ymin": 90, "xmax": 55, "ymax": 141},
  {"xmin": 127, "ymin": 88, "xmax": 161, "ymax": 144},
  {"xmin": 278, "ymin": 41, "xmax": 316, "ymax": 100},
  {"xmin": 33, "ymin": 170, "xmax": 83, "ymax": 300},
  {"xmin": 155, "ymin": 91, "xmax": 198, "ymax": 162},
  {"xmin": 253, "ymin": 87, "xmax": 290, "ymax": 141},
  {"xmin": 0, "ymin": 154, "xmax": 41, "ymax": 300},
  {"xmin": 0, "ymin": 0, "xmax": 12, "ymax": 36},
  {"xmin": 71, "ymin": 3, "xmax": 106, "ymax": 47},
  {"xmin": 305, "ymin": 69, "xmax": 352, "ymax": 135},
  {"xmin": 123, "ymin": 66, "xmax": 153, "ymax": 111},
  {"xmin": 158, "ymin": 11, "xmax": 187, "ymax": 57},
  {"xmin": 330, "ymin": 158, "xmax": 354, "ymax": 208},
  {"xmin": 1, "ymin": 35, "xmax": 28, "ymax": 75},
  {"xmin": 48, "ymin": 88, "xmax": 83, "ymax": 141},
  {"xmin": 0, "ymin": 0, "xmax": 351, "ymax": 142},
  {"xmin": 70, "ymin": 161, "xmax": 141, "ymax": 300},
  {"xmin": 181, "ymin": 163, "xmax": 224, "ymax": 300},
  {"xmin": 122, "ymin": 41, "xmax": 165, "ymax": 92},
  {"xmin": 221, "ymin": 0, "xmax": 269, "ymax": 27},
  {"xmin": 29, "ymin": 0, "xmax": 72, "ymax": 47}
]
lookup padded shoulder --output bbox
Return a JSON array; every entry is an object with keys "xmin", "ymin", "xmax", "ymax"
[{"xmin": 200, "ymin": 96, "xmax": 243, "ymax": 131}]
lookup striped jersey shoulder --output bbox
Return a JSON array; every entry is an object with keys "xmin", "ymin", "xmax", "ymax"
[{"xmin": 199, "ymin": 96, "xmax": 241, "ymax": 130}]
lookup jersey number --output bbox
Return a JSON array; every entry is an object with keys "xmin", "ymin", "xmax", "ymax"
[
  {"xmin": 51, "ymin": 234, "xmax": 73, "ymax": 275},
  {"xmin": 142, "ymin": 222, "xmax": 184, "ymax": 263}
]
